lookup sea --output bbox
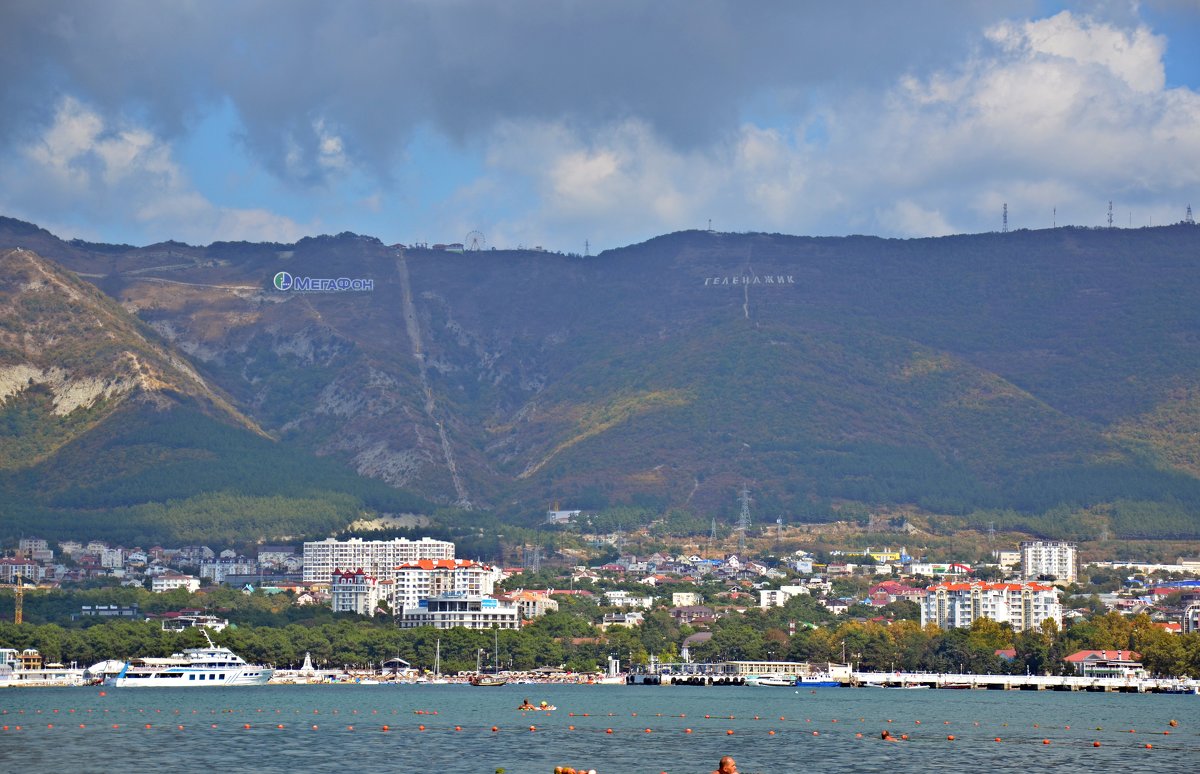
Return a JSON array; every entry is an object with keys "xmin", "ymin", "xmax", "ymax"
[{"xmin": 0, "ymin": 684, "xmax": 1193, "ymax": 774}]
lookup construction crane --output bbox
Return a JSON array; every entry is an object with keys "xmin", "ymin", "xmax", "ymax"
[{"xmin": 14, "ymin": 574, "xmax": 24, "ymax": 625}]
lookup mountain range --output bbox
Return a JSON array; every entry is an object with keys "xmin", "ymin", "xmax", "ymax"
[{"xmin": 2, "ymin": 215, "xmax": 1199, "ymax": 544}]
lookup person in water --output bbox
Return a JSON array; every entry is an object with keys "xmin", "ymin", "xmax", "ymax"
[
  {"xmin": 519, "ymin": 698, "xmax": 534, "ymax": 709},
  {"xmin": 711, "ymin": 756, "xmax": 738, "ymax": 774}
]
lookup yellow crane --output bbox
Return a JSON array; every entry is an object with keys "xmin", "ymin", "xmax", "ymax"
[{"xmin": 13, "ymin": 574, "xmax": 23, "ymax": 625}]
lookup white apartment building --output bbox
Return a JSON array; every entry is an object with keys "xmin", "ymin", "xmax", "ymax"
[
  {"xmin": 151, "ymin": 572, "xmax": 201, "ymax": 593},
  {"xmin": 1020, "ymin": 541, "xmax": 1077, "ymax": 582},
  {"xmin": 1185, "ymin": 602, "xmax": 1200, "ymax": 635},
  {"xmin": 391, "ymin": 559, "xmax": 501, "ymax": 611},
  {"xmin": 921, "ymin": 581, "xmax": 1062, "ymax": 631},
  {"xmin": 199, "ymin": 559, "xmax": 258, "ymax": 584},
  {"xmin": 330, "ymin": 568, "xmax": 385, "ymax": 616},
  {"xmin": 672, "ymin": 592, "xmax": 702, "ymax": 607},
  {"xmin": 757, "ymin": 585, "xmax": 810, "ymax": 609},
  {"xmin": 395, "ymin": 593, "xmax": 520, "ymax": 630},
  {"xmin": 302, "ymin": 537, "xmax": 455, "ymax": 583},
  {"xmin": 603, "ymin": 590, "xmax": 654, "ymax": 609}
]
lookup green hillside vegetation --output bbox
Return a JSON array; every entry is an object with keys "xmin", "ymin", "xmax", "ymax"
[{"xmin": 0, "ymin": 404, "xmax": 431, "ymax": 545}]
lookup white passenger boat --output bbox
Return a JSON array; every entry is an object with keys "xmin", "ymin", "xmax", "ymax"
[{"xmin": 104, "ymin": 631, "xmax": 273, "ymax": 687}]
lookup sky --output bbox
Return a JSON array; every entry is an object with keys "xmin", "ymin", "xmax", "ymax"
[{"xmin": 1, "ymin": 1, "xmax": 1199, "ymax": 252}]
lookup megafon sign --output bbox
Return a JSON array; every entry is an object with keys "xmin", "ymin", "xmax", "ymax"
[{"xmin": 273, "ymin": 271, "xmax": 374, "ymax": 292}]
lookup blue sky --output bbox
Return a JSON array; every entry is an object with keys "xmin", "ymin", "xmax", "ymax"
[{"xmin": 1, "ymin": 1, "xmax": 1198, "ymax": 251}]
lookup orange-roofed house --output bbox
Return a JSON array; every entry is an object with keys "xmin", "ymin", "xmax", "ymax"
[
  {"xmin": 392, "ymin": 558, "xmax": 503, "ymax": 610},
  {"xmin": 920, "ymin": 581, "xmax": 1062, "ymax": 631}
]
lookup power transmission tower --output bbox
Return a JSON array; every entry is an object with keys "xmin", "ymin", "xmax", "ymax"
[
  {"xmin": 737, "ymin": 486, "xmax": 752, "ymax": 556},
  {"xmin": 1187, "ymin": 204, "xmax": 1194, "ymax": 225}
]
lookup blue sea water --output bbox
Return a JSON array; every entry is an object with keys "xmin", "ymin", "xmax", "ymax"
[{"xmin": 0, "ymin": 684, "xmax": 1193, "ymax": 774}]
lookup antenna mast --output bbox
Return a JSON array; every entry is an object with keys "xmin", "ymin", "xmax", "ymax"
[
  {"xmin": 1108, "ymin": 201, "xmax": 1113, "ymax": 228},
  {"xmin": 1002, "ymin": 203, "xmax": 1008, "ymax": 233},
  {"xmin": 737, "ymin": 486, "xmax": 752, "ymax": 555},
  {"xmin": 1187, "ymin": 204, "xmax": 1194, "ymax": 225}
]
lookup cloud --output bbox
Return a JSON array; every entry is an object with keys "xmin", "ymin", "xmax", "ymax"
[
  {"xmin": 1, "ymin": 3, "xmax": 1197, "ymax": 247},
  {"xmin": 0, "ymin": 1, "xmax": 1020, "ymax": 187},
  {"xmin": 0, "ymin": 97, "xmax": 312, "ymax": 244},
  {"xmin": 462, "ymin": 11, "xmax": 1200, "ymax": 247}
]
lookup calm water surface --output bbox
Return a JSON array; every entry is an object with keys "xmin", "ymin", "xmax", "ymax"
[{"xmin": 0, "ymin": 684, "xmax": 1194, "ymax": 773}]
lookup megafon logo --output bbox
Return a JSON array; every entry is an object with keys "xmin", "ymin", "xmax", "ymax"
[{"xmin": 271, "ymin": 271, "xmax": 373, "ymax": 292}]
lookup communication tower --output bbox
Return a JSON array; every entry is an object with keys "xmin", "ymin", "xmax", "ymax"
[
  {"xmin": 1002, "ymin": 203, "xmax": 1008, "ymax": 233},
  {"xmin": 1108, "ymin": 201, "xmax": 1113, "ymax": 228},
  {"xmin": 1187, "ymin": 204, "xmax": 1194, "ymax": 225},
  {"xmin": 737, "ymin": 486, "xmax": 752, "ymax": 555}
]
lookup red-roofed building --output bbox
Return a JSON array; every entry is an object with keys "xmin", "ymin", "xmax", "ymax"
[
  {"xmin": 921, "ymin": 581, "xmax": 1061, "ymax": 631},
  {"xmin": 392, "ymin": 558, "xmax": 502, "ymax": 610},
  {"xmin": 331, "ymin": 568, "xmax": 384, "ymax": 616},
  {"xmin": 1064, "ymin": 650, "xmax": 1145, "ymax": 678}
]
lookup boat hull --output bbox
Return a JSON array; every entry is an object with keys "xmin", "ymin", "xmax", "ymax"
[{"xmin": 105, "ymin": 668, "xmax": 274, "ymax": 687}]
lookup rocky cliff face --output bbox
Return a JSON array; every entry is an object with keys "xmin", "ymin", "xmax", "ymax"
[{"xmin": 0, "ymin": 247, "xmax": 259, "ymax": 466}]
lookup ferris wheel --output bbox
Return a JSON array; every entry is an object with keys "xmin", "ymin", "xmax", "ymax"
[{"xmin": 465, "ymin": 230, "xmax": 486, "ymax": 251}]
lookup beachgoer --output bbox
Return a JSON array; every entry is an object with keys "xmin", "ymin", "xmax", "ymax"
[
  {"xmin": 519, "ymin": 698, "xmax": 534, "ymax": 709},
  {"xmin": 711, "ymin": 756, "xmax": 738, "ymax": 774}
]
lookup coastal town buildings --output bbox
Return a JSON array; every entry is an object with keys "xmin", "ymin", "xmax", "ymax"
[
  {"xmin": 1021, "ymin": 541, "xmax": 1078, "ymax": 582},
  {"xmin": 302, "ymin": 537, "xmax": 454, "ymax": 584},
  {"xmin": 920, "ymin": 581, "xmax": 1062, "ymax": 631}
]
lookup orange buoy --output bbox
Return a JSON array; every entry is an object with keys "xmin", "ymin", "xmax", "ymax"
[
  {"xmin": 768, "ymin": 730, "xmax": 775, "ymax": 736},
  {"xmin": 418, "ymin": 725, "xmax": 425, "ymax": 731},
  {"xmin": 900, "ymin": 734, "xmax": 908, "ymax": 740},
  {"xmin": 381, "ymin": 725, "xmax": 389, "ymax": 732},
  {"xmin": 947, "ymin": 735, "xmax": 955, "ymax": 741},
  {"xmin": 606, "ymin": 728, "xmax": 613, "ymax": 734},
  {"xmin": 727, "ymin": 729, "xmax": 734, "ymax": 735},
  {"xmin": 455, "ymin": 726, "xmax": 463, "ymax": 731},
  {"xmin": 994, "ymin": 737, "xmax": 1002, "ymax": 742},
  {"xmin": 1145, "ymin": 743, "xmax": 1153, "ymax": 749},
  {"xmin": 311, "ymin": 725, "xmax": 318, "ymax": 730},
  {"xmin": 1042, "ymin": 739, "xmax": 1050, "ymax": 745},
  {"xmin": 685, "ymin": 728, "xmax": 692, "ymax": 734},
  {"xmin": 144, "ymin": 724, "xmax": 151, "ymax": 729},
  {"xmin": 1093, "ymin": 741, "xmax": 1101, "ymax": 747},
  {"xmin": 491, "ymin": 726, "xmax": 498, "ymax": 732}
]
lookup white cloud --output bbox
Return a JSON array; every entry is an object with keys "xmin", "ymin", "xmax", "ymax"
[
  {"xmin": 4, "ymin": 97, "xmax": 312, "ymax": 244},
  {"xmin": 460, "ymin": 10, "xmax": 1200, "ymax": 247}
]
